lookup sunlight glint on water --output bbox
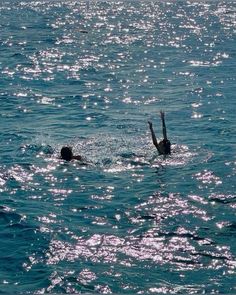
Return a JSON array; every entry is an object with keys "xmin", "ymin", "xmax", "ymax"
[{"xmin": 0, "ymin": 0, "xmax": 236, "ymax": 294}]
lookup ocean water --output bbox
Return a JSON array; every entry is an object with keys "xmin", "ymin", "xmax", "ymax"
[{"xmin": 1, "ymin": 0, "xmax": 236, "ymax": 294}]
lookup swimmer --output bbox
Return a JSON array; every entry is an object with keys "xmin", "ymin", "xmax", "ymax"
[
  {"xmin": 60, "ymin": 146, "xmax": 82, "ymax": 161},
  {"xmin": 148, "ymin": 111, "xmax": 171, "ymax": 155}
]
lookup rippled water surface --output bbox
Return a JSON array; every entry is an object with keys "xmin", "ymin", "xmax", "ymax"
[{"xmin": 1, "ymin": 0, "xmax": 236, "ymax": 294}]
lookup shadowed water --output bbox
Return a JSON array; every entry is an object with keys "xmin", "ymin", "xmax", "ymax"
[{"xmin": 0, "ymin": 0, "xmax": 236, "ymax": 294}]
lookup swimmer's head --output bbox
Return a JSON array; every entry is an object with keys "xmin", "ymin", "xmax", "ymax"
[
  {"xmin": 61, "ymin": 146, "xmax": 73, "ymax": 161},
  {"xmin": 163, "ymin": 139, "xmax": 171, "ymax": 155}
]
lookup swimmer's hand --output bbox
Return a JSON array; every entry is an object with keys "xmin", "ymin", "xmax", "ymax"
[
  {"xmin": 160, "ymin": 110, "xmax": 165, "ymax": 119},
  {"xmin": 74, "ymin": 157, "xmax": 89, "ymax": 166},
  {"xmin": 73, "ymin": 155, "xmax": 89, "ymax": 165},
  {"xmin": 73, "ymin": 155, "xmax": 82, "ymax": 161}
]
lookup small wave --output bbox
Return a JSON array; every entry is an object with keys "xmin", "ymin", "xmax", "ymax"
[
  {"xmin": 209, "ymin": 193, "xmax": 236, "ymax": 204},
  {"xmin": 20, "ymin": 143, "xmax": 54, "ymax": 156},
  {"xmin": 0, "ymin": 206, "xmax": 23, "ymax": 226}
]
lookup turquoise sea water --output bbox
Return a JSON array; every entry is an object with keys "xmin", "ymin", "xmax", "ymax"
[{"xmin": 1, "ymin": 0, "xmax": 236, "ymax": 294}]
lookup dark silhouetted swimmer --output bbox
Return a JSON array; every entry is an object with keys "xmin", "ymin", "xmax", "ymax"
[
  {"xmin": 148, "ymin": 111, "xmax": 171, "ymax": 155},
  {"xmin": 60, "ymin": 146, "xmax": 82, "ymax": 161}
]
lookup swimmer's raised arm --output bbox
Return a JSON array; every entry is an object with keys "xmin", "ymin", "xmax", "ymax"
[
  {"xmin": 160, "ymin": 111, "xmax": 168, "ymax": 141},
  {"xmin": 148, "ymin": 121, "xmax": 162, "ymax": 154}
]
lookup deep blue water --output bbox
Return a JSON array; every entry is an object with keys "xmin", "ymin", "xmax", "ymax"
[{"xmin": 1, "ymin": 0, "xmax": 236, "ymax": 294}]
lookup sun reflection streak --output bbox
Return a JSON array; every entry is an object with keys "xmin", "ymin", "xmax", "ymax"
[
  {"xmin": 32, "ymin": 183, "xmax": 234, "ymax": 278},
  {"xmin": 194, "ymin": 170, "xmax": 222, "ymax": 185}
]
